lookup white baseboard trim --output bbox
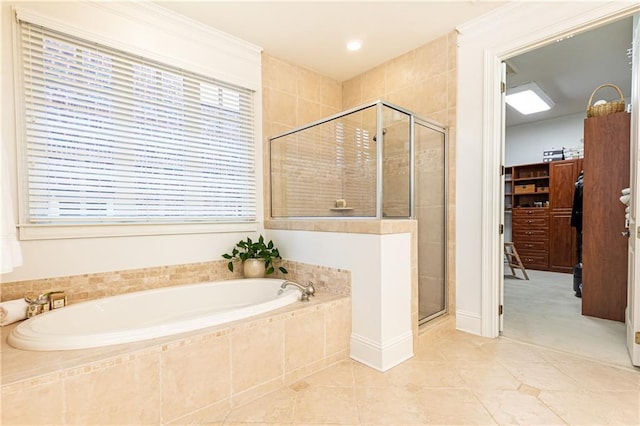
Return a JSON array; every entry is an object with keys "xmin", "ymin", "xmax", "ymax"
[
  {"xmin": 455, "ymin": 309, "xmax": 482, "ymax": 336},
  {"xmin": 350, "ymin": 331, "xmax": 414, "ymax": 372}
]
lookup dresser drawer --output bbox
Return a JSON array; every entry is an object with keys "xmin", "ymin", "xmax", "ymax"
[
  {"xmin": 513, "ymin": 228, "xmax": 548, "ymax": 240},
  {"xmin": 512, "ymin": 208, "xmax": 548, "ymax": 217},
  {"xmin": 513, "ymin": 240, "xmax": 548, "ymax": 252},
  {"xmin": 518, "ymin": 252, "xmax": 549, "ymax": 270},
  {"xmin": 512, "ymin": 216, "xmax": 549, "ymax": 227}
]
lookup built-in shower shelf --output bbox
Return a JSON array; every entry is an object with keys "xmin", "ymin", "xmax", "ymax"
[{"xmin": 329, "ymin": 207, "xmax": 354, "ymax": 212}]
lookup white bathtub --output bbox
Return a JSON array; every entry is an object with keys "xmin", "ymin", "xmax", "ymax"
[{"xmin": 8, "ymin": 278, "xmax": 301, "ymax": 351}]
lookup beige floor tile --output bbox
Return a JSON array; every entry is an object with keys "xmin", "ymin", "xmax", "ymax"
[
  {"xmin": 352, "ymin": 361, "xmax": 395, "ymax": 388},
  {"xmin": 435, "ymin": 337, "xmax": 497, "ymax": 362},
  {"xmin": 411, "ymin": 342, "xmax": 448, "ymax": 361},
  {"xmin": 539, "ymin": 389, "xmax": 640, "ymax": 425},
  {"xmin": 165, "ymin": 398, "xmax": 230, "ymax": 425},
  {"xmin": 356, "ymin": 386, "xmax": 427, "ymax": 425},
  {"xmin": 500, "ymin": 361, "xmax": 582, "ymax": 391},
  {"xmin": 414, "ymin": 388, "xmax": 497, "ymax": 425},
  {"xmin": 474, "ymin": 389, "xmax": 565, "ymax": 425},
  {"xmin": 224, "ymin": 388, "xmax": 296, "ymax": 424},
  {"xmin": 224, "ymin": 423, "xmax": 291, "ymax": 426},
  {"xmin": 551, "ymin": 358, "xmax": 640, "ymax": 391},
  {"xmin": 457, "ymin": 361, "xmax": 521, "ymax": 390},
  {"xmin": 291, "ymin": 385, "xmax": 358, "ymax": 424},
  {"xmin": 386, "ymin": 360, "xmax": 466, "ymax": 390},
  {"xmin": 301, "ymin": 360, "xmax": 355, "ymax": 387},
  {"xmin": 231, "ymin": 376, "xmax": 285, "ymax": 408},
  {"xmin": 479, "ymin": 338, "xmax": 549, "ymax": 363},
  {"xmin": 531, "ymin": 344, "xmax": 598, "ymax": 364}
]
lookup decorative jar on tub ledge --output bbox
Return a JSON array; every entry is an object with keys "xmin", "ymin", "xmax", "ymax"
[{"xmin": 222, "ymin": 235, "xmax": 288, "ymax": 278}]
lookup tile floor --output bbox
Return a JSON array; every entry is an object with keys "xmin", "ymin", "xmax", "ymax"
[{"xmin": 217, "ymin": 327, "xmax": 640, "ymax": 425}]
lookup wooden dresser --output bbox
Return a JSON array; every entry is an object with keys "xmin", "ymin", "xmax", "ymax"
[
  {"xmin": 507, "ymin": 159, "xmax": 581, "ymax": 272},
  {"xmin": 512, "ymin": 207, "xmax": 549, "ymax": 270}
]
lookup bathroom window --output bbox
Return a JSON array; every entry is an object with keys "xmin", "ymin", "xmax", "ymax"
[{"xmin": 16, "ymin": 22, "xmax": 256, "ymax": 229}]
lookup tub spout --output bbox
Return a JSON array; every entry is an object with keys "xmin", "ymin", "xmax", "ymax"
[{"xmin": 280, "ymin": 280, "xmax": 315, "ymax": 302}]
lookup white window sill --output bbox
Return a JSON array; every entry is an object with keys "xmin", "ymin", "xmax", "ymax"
[{"xmin": 18, "ymin": 221, "xmax": 258, "ymax": 241}]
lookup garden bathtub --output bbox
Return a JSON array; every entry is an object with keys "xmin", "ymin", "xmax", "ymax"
[{"xmin": 8, "ymin": 278, "xmax": 301, "ymax": 351}]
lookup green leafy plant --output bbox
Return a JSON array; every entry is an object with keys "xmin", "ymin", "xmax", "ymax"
[{"xmin": 222, "ymin": 235, "xmax": 288, "ymax": 275}]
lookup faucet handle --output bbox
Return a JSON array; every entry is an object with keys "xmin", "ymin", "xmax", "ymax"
[{"xmin": 306, "ymin": 282, "xmax": 315, "ymax": 297}]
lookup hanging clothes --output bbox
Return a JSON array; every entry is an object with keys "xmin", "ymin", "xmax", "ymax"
[
  {"xmin": 571, "ymin": 170, "xmax": 583, "ymax": 297},
  {"xmin": 570, "ymin": 171, "xmax": 583, "ymax": 233}
]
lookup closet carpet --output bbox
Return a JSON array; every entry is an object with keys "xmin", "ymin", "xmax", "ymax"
[{"xmin": 503, "ymin": 269, "xmax": 630, "ymax": 367}]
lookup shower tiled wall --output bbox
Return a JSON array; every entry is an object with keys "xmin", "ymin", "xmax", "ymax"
[
  {"xmin": 264, "ymin": 32, "xmax": 455, "ymax": 336},
  {"xmin": 262, "ymin": 53, "xmax": 343, "ymax": 219}
]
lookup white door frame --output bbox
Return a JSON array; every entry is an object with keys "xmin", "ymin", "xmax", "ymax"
[
  {"xmin": 475, "ymin": 2, "xmax": 640, "ymax": 338},
  {"xmin": 626, "ymin": 14, "xmax": 640, "ymax": 365}
]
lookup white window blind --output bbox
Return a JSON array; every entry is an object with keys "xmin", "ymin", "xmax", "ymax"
[{"xmin": 17, "ymin": 21, "xmax": 256, "ymax": 226}]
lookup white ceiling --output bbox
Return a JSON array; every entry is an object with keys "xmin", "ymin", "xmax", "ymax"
[
  {"xmin": 156, "ymin": 0, "xmax": 506, "ymax": 81},
  {"xmin": 155, "ymin": 1, "xmax": 633, "ymax": 126}
]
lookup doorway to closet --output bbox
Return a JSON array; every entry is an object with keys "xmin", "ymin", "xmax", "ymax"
[{"xmin": 501, "ymin": 16, "xmax": 634, "ymax": 367}]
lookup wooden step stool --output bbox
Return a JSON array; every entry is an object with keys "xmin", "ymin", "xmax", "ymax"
[{"xmin": 504, "ymin": 242, "xmax": 529, "ymax": 280}]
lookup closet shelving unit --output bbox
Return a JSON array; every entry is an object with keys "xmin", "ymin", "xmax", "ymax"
[{"xmin": 505, "ymin": 159, "xmax": 581, "ymax": 272}]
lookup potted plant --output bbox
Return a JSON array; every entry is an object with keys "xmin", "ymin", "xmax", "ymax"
[{"xmin": 222, "ymin": 235, "xmax": 288, "ymax": 278}]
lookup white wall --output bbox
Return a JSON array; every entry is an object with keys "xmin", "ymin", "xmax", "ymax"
[
  {"xmin": 267, "ymin": 229, "xmax": 413, "ymax": 371},
  {"xmin": 0, "ymin": 1, "xmax": 263, "ymax": 282},
  {"xmin": 506, "ymin": 112, "xmax": 585, "ymax": 166},
  {"xmin": 456, "ymin": 1, "xmax": 636, "ymax": 336}
]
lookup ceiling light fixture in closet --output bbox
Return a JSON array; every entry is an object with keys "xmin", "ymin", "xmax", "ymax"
[{"xmin": 505, "ymin": 81, "xmax": 555, "ymax": 115}]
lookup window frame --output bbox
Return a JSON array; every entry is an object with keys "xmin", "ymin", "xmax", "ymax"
[{"xmin": 12, "ymin": 8, "xmax": 263, "ymax": 241}]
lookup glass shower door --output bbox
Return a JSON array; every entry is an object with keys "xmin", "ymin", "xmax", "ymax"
[{"xmin": 414, "ymin": 120, "xmax": 447, "ymax": 323}]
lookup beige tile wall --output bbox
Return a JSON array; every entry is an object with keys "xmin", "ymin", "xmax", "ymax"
[
  {"xmin": 1, "ymin": 260, "xmax": 238, "ymax": 304},
  {"xmin": 262, "ymin": 53, "xmax": 343, "ymax": 219},
  {"xmin": 1, "ymin": 259, "xmax": 350, "ymax": 304},
  {"xmin": 1, "ymin": 294, "xmax": 351, "ymax": 425},
  {"xmin": 341, "ymin": 31, "xmax": 457, "ymax": 317},
  {"xmin": 265, "ymin": 31, "xmax": 457, "ymax": 329}
]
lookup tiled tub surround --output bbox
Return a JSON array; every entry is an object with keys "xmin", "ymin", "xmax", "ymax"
[
  {"xmin": 1, "ymin": 260, "xmax": 351, "ymax": 424},
  {"xmin": 0, "ymin": 259, "xmax": 351, "ymax": 304},
  {"xmin": 1, "ymin": 290, "xmax": 351, "ymax": 425}
]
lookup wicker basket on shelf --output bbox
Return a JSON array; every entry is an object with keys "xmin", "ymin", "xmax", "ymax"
[{"xmin": 586, "ymin": 83, "xmax": 626, "ymax": 118}]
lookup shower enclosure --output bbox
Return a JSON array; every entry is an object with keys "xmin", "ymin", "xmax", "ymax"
[{"xmin": 269, "ymin": 100, "xmax": 447, "ymax": 323}]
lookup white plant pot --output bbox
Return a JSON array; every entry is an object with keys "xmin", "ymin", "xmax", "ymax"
[{"xmin": 243, "ymin": 259, "xmax": 266, "ymax": 278}]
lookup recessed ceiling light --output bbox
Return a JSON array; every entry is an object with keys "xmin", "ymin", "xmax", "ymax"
[
  {"xmin": 346, "ymin": 40, "xmax": 362, "ymax": 51},
  {"xmin": 505, "ymin": 82, "xmax": 555, "ymax": 115}
]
